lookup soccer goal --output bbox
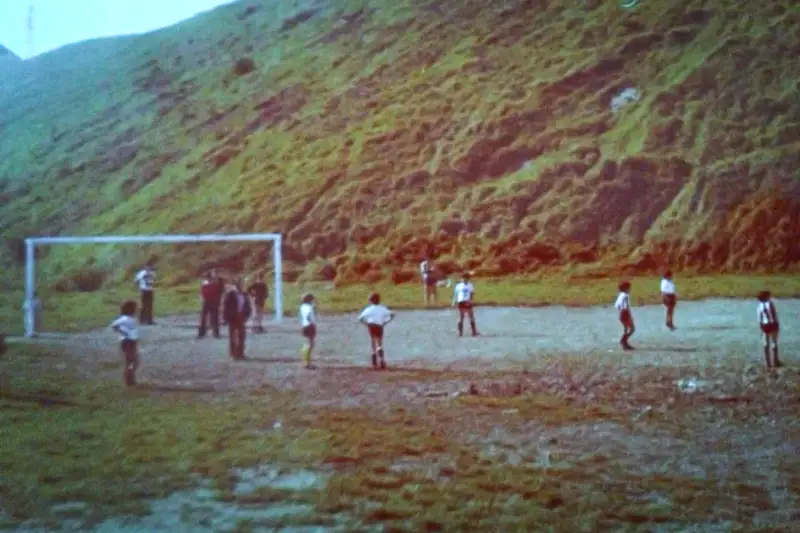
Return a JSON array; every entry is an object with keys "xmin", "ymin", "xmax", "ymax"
[{"xmin": 23, "ymin": 233, "xmax": 283, "ymax": 337}]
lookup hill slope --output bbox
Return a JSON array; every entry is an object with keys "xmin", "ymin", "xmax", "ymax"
[{"xmin": 0, "ymin": 0, "xmax": 798, "ymax": 289}]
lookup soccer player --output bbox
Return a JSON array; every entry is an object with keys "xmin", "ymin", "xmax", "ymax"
[
  {"xmin": 660, "ymin": 270, "xmax": 677, "ymax": 330},
  {"xmin": 134, "ymin": 263, "xmax": 156, "ymax": 325},
  {"xmin": 757, "ymin": 291, "xmax": 782, "ymax": 369},
  {"xmin": 452, "ymin": 272, "xmax": 478, "ymax": 337},
  {"xmin": 247, "ymin": 273, "xmax": 269, "ymax": 333},
  {"xmin": 615, "ymin": 281, "xmax": 635, "ymax": 350},
  {"xmin": 223, "ymin": 278, "xmax": 252, "ymax": 360},
  {"xmin": 420, "ymin": 257, "xmax": 438, "ymax": 305},
  {"xmin": 299, "ymin": 293, "xmax": 317, "ymax": 369},
  {"xmin": 110, "ymin": 300, "xmax": 140, "ymax": 387},
  {"xmin": 358, "ymin": 292, "xmax": 396, "ymax": 370}
]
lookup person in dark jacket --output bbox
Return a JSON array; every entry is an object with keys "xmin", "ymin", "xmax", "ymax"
[
  {"xmin": 247, "ymin": 273, "xmax": 269, "ymax": 333},
  {"xmin": 223, "ymin": 278, "xmax": 252, "ymax": 360},
  {"xmin": 198, "ymin": 271, "xmax": 223, "ymax": 338}
]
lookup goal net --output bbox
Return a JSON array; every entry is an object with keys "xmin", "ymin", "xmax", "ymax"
[{"xmin": 23, "ymin": 233, "xmax": 283, "ymax": 337}]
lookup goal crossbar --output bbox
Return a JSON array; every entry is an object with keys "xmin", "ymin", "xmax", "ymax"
[{"xmin": 24, "ymin": 233, "xmax": 283, "ymax": 337}]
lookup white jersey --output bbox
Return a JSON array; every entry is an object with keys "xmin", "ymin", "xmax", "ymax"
[
  {"xmin": 299, "ymin": 302, "xmax": 316, "ymax": 327},
  {"xmin": 660, "ymin": 279, "xmax": 676, "ymax": 295},
  {"xmin": 757, "ymin": 300, "xmax": 779, "ymax": 325},
  {"xmin": 453, "ymin": 281, "xmax": 474, "ymax": 303},
  {"xmin": 111, "ymin": 315, "xmax": 139, "ymax": 341},
  {"xmin": 420, "ymin": 261, "xmax": 430, "ymax": 276},
  {"xmin": 614, "ymin": 292, "xmax": 630, "ymax": 311},
  {"xmin": 358, "ymin": 304, "xmax": 393, "ymax": 326},
  {"xmin": 135, "ymin": 269, "xmax": 156, "ymax": 291}
]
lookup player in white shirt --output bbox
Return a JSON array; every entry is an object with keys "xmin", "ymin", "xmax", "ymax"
[
  {"xmin": 358, "ymin": 292, "xmax": 396, "ymax": 370},
  {"xmin": 757, "ymin": 290, "xmax": 782, "ymax": 369},
  {"xmin": 110, "ymin": 300, "xmax": 141, "ymax": 387},
  {"xmin": 614, "ymin": 281, "xmax": 635, "ymax": 350},
  {"xmin": 660, "ymin": 270, "xmax": 677, "ymax": 331},
  {"xmin": 134, "ymin": 263, "xmax": 157, "ymax": 325},
  {"xmin": 420, "ymin": 257, "xmax": 438, "ymax": 305},
  {"xmin": 452, "ymin": 272, "xmax": 479, "ymax": 337},
  {"xmin": 299, "ymin": 293, "xmax": 317, "ymax": 369}
]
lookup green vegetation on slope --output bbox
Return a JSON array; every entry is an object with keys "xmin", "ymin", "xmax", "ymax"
[{"xmin": 1, "ymin": 0, "xmax": 798, "ymax": 292}]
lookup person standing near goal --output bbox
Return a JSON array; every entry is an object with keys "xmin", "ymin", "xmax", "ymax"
[
  {"xmin": 358, "ymin": 292, "xmax": 396, "ymax": 370},
  {"xmin": 223, "ymin": 279, "xmax": 252, "ymax": 360},
  {"xmin": 757, "ymin": 290, "xmax": 782, "ymax": 369},
  {"xmin": 110, "ymin": 300, "xmax": 140, "ymax": 387},
  {"xmin": 247, "ymin": 273, "xmax": 269, "ymax": 334},
  {"xmin": 198, "ymin": 271, "xmax": 222, "ymax": 339},
  {"xmin": 615, "ymin": 281, "xmax": 635, "ymax": 350},
  {"xmin": 299, "ymin": 293, "xmax": 317, "ymax": 370},
  {"xmin": 452, "ymin": 272, "xmax": 478, "ymax": 337},
  {"xmin": 660, "ymin": 270, "xmax": 677, "ymax": 331},
  {"xmin": 134, "ymin": 263, "xmax": 156, "ymax": 325}
]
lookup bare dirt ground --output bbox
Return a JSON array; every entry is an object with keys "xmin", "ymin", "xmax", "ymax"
[{"xmin": 8, "ymin": 299, "xmax": 800, "ymax": 532}]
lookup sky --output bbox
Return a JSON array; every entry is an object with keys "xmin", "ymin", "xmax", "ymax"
[{"xmin": 0, "ymin": 0, "xmax": 239, "ymax": 59}]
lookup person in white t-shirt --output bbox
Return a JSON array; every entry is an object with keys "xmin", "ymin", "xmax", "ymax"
[
  {"xmin": 614, "ymin": 281, "xmax": 635, "ymax": 350},
  {"xmin": 757, "ymin": 290, "xmax": 781, "ymax": 369},
  {"xmin": 358, "ymin": 292, "xmax": 396, "ymax": 370},
  {"xmin": 660, "ymin": 270, "xmax": 677, "ymax": 331},
  {"xmin": 299, "ymin": 293, "xmax": 317, "ymax": 370},
  {"xmin": 420, "ymin": 257, "xmax": 438, "ymax": 305},
  {"xmin": 452, "ymin": 272, "xmax": 478, "ymax": 337},
  {"xmin": 110, "ymin": 300, "xmax": 141, "ymax": 387},
  {"xmin": 134, "ymin": 263, "xmax": 157, "ymax": 325}
]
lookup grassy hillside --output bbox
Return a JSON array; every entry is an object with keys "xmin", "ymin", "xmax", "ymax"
[{"xmin": 1, "ymin": 0, "xmax": 799, "ymax": 291}]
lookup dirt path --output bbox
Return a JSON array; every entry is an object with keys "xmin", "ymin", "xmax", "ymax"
[{"xmin": 23, "ymin": 299, "xmax": 799, "ymax": 388}]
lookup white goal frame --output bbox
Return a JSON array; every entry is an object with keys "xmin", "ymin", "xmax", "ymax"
[{"xmin": 23, "ymin": 233, "xmax": 283, "ymax": 337}]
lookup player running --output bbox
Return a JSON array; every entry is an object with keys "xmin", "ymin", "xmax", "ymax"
[
  {"xmin": 757, "ymin": 291, "xmax": 782, "ymax": 369},
  {"xmin": 615, "ymin": 281, "xmax": 635, "ymax": 350},
  {"xmin": 358, "ymin": 292, "xmax": 396, "ymax": 370},
  {"xmin": 452, "ymin": 272, "xmax": 479, "ymax": 337}
]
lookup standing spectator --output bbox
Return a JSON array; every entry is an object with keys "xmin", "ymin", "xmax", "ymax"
[
  {"xmin": 217, "ymin": 272, "xmax": 228, "ymax": 326},
  {"xmin": 110, "ymin": 300, "xmax": 140, "ymax": 387},
  {"xmin": 299, "ymin": 293, "xmax": 317, "ymax": 370},
  {"xmin": 223, "ymin": 278, "xmax": 251, "ymax": 360},
  {"xmin": 247, "ymin": 273, "xmax": 269, "ymax": 333},
  {"xmin": 757, "ymin": 290, "xmax": 782, "ymax": 369},
  {"xmin": 420, "ymin": 257, "xmax": 438, "ymax": 305},
  {"xmin": 660, "ymin": 270, "xmax": 678, "ymax": 331},
  {"xmin": 198, "ymin": 271, "xmax": 222, "ymax": 339},
  {"xmin": 452, "ymin": 272, "xmax": 479, "ymax": 337},
  {"xmin": 134, "ymin": 263, "xmax": 156, "ymax": 325},
  {"xmin": 615, "ymin": 281, "xmax": 635, "ymax": 351}
]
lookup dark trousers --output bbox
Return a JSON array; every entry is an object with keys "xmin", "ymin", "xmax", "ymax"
[
  {"xmin": 199, "ymin": 300, "xmax": 220, "ymax": 338},
  {"xmin": 228, "ymin": 320, "xmax": 246, "ymax": 359},
  {"xmin": 140, "ymin": 290, "xmax": 154, "ymax": 324}
]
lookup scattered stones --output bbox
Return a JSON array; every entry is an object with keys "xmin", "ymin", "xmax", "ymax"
[{"xmin": 610, "ymin": 87, "xmax": 641, "ymax": 112}]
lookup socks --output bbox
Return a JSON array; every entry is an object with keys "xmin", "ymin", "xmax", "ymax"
[
  {"xmin": 764, "ymin": 346, "xmax": 772, "ymax": 368},
  {"xmin": 470, "ymin": 320, "xmax": 477, "ymax": 335},
  {"xmin": 301, "ymin": 344, "xmax": 311, "ymax": 366},
  {"xmin": 457, "ymin": 322, "xmax": 463, "ymax": 336}
]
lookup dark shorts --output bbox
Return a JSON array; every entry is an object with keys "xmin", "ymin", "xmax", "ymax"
[
  {"xmin": 662, "ymin": 294, "xmax": 677, "ymax": 308},
  {"xmin": 761, "ymin": 323, "xmax": 779, "ymax": 335},
  {"xmin": 619, "ymin": 310, "xmax": 633, "ymax": 327},
  {"xmin": 367, "ymin": 324, "xmax": 384, "ymax": 339},
  {"xmin": 457, "ymin": 301, "xmax": 473, "ymax": 311},
  {"xmin": 302, "ymin": 324, "xmax": 317, "ymax": 339},
  {"xmin": 254, "ymin": 299, "xmax": 266, "ymax": 310},
  {"xmin": 120, "ymin": 339, "xmax": 138, "ymax": 364},
  {"xmin": 424, "ymin": 275, "xmax": 437, "ymax": 287}
]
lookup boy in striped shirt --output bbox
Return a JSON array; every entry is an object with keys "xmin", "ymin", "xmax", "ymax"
[
  {"xmin": 358, "ymin": 292, "xmax": 396, "ymax": 370},
  {"xmin": 757, "ymin": 291, "xmax": 782, "ymax": 369},
  {"xmin": 110, "ymin": 300, "xmax": 141, "ymax": 386},
  {"xmin": 615, "ymin": 281, "xmax": 635, "ymax": 350}
]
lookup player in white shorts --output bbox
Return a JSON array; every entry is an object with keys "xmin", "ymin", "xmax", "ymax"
[
  {"xmin": 452, "ymin": 272, "xmax": 478, "ymax": 337},
  {"xmin": 358, "ymin": 292, "xmax": 396, "ymax": 370},
  {"xmin": 757, "ymin": 290, "xmax": 781, "ymax": 369}
]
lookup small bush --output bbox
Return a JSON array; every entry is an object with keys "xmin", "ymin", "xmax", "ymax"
[
  {"xmin": 232, "ymin": 57, "xmax": 256, "ymax": 76},
  {"xmin": 54, "ymin": 268, "xmax": 107, "ymax": 292},
  {"xmin": 390, "ymin": 268, "xmax": 416, "ymax": 284}
]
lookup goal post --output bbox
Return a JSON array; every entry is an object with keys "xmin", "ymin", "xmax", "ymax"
[{"xmin": 23, "ymin": 233, "xmax": 283, "ymax": 338}]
